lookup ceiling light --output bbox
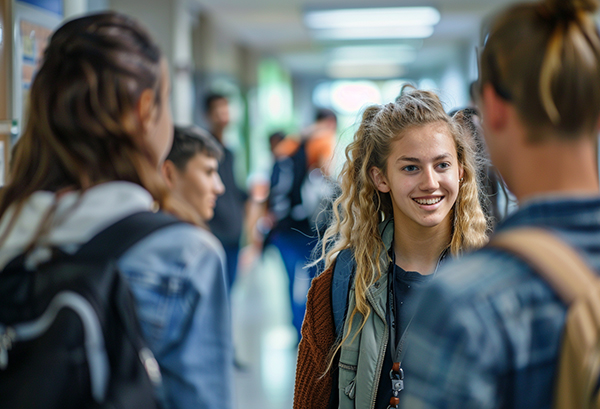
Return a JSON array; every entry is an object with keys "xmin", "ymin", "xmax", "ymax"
[
  {"xmin": 313, "ymin": 26, "xmax": 434, "ymax": 40},
  {"xmin": 329, "ymin": 45, "xmax": 417, "ymax": 63},
  {"xmin": 304, "ymin": 7, "xmax": 440, "ymax": 29},
  {"xmin": 327, "ymin": 61, "xmax": 405, "ymax": 79}
]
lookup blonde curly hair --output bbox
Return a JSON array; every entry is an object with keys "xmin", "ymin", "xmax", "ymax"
[{"xmin": 319, "ymin": 88, "xmax": 488, "ymax": 370}]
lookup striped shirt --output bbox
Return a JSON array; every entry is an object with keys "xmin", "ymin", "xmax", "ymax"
[{"xmin": 400, "ymin": 195, "xmax": 600, "ymax": 409}]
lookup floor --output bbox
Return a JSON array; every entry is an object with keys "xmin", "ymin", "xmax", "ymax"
[{"xmin": 231, "ymin": 245, "xmax": 299, "ymax": 409}]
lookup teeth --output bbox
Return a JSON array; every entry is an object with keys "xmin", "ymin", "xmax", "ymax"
[{"xmin": 414, "ymin": 197, "xmax": 442, "ymax": 205}]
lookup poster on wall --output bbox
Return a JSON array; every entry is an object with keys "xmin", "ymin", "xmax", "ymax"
[
  {"xmin": 19, "ymin": 19, "xmax": 53, "ymax": 127},
  {"xmin": 12, "ymin": 1, "xmax": 62, "ymax": 140},
  {"xmin": 18, "ymin": 0, "xmax": 63, "ymax": 15}
]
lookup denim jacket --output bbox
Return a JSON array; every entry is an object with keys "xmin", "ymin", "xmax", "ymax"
[
  {"xmin": 0, "ymin": 182, "xmax": 233, "ymax": 409},
  {"xmin": 119, "ymin": 222, "xmax": 233, "ymax": 409},
  {"xmin": 401, "ymin": 195, "xmax": 600, "ymax": 409}
]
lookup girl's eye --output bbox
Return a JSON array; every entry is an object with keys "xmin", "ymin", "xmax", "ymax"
[
  {"xmin": 403, "ymin": 165, "xmax": 418, "ymax": 172},
  {"xmin": 437, "ymin": 162, "xmax": 451, "ymax": 170}
]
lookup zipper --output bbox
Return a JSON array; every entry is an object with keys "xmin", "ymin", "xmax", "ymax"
[
  {"xmin": 140, "ymin": 347, "xmax": 162, "ymax": 386},
  {"xmin": 344, "ymin": 376, "xmax": 357, "ymax": 399},
  {"xmin": 366, "ymin": 284, "xmax": 389, "ymax": 409},
  {"xmin": 370, "ymin": 323, "xmax": 389, "ymax": 409},
  {"xmin": 0, "ymin": 326, "xmax": 16, "ymax": 370}
]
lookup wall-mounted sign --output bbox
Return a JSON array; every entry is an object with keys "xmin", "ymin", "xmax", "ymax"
[
  {"xmin": 17, "ymin": 0, "xmax": 62, "ymax": 16},
  {"xmin": 19, "ymin": 19, "xmax": 53, "ymax": 124},
  {"xmin": 12, "ymin": 2, "xmax": 61, "ymax": 139}
]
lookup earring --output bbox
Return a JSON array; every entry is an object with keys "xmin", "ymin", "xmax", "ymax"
[{"xmin": 459, "ymin": 177, "xmax": 464, "ymax": 183}]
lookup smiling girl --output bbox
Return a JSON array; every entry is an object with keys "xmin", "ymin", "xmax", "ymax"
[{"xmin": 293, "ymin": 87, "xmax": 488, "ymax": 409}]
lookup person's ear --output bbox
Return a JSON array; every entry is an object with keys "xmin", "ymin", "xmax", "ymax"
[
  {"xmin": 137, "ymin": 88, "xmax": 157, "ymax": 133},
  {"xmin": 161, "ymin": 159, "xmax": 177, "ymax": 189},
  {"xmin": 370, "ymin": 166, "xmax": 390, "ymax": 193},
  {"xmin": 458, "ymin": 164, "xmax": 464, "ymax": 181},
  {"xmin": 481, "ymin": 83, "xmax": 509, "ymax": 133}
]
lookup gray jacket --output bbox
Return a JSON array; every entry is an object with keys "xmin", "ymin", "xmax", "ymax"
[{"xmin": 338, "ymin": 220, "xmax": 394, "ymax": 409}]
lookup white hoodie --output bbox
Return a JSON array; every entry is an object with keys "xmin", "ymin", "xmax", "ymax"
[{"xmin": 0, "ymin": 181, "xmax": 154, "ymax": 269}]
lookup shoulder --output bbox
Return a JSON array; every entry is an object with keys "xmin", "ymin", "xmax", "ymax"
[
  {"xmin": 119, "ymin": 223, "xmax": 225, "ymax": 277},
  {"xmin": 434, "ymin": 247, "xmax": 543, "ymax": 300},
  {"xmin": 144, "ymin": 222, "xmax": 224, "ymax": 257},
  {"xmin": 310, "ymin": 265, "xmax": 334, "ymax": 298},
  {"xmin": 415, "ymin": 246, "xmax": 560, "ymax": 343}
]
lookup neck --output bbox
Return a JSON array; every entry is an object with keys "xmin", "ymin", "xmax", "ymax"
[
  {"xmin": 508, "ymin": 136, "xmax": 599, "ymax": 202},
  {"xmin": 392, "ymin": 216, "xmax": 451, "ymax": 275}
]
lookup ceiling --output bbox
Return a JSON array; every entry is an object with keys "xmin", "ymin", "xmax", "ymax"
[{"xmin": 191, "ymin": 0, "xmax": 526, "ymax": 80}]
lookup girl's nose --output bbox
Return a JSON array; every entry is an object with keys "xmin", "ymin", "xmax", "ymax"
[{"xmin": 420, "ymin": 167, "xmax": 439, "ymax": 191}]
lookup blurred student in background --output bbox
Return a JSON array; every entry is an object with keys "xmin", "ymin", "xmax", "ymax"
[
  {"xmin": 401, "ymin": 0, "xmax": 600, "ymax": 407},
  {"xmin": 204, "ymin": 93, "xmax": 248, "ymax": 291},
  {"xmin": 266, "ymin": 108, "xmax": 338, "ymax": 342},
  {"xmin": 162, "ymin": 126, "xmax": 225, "ymax": 223}
]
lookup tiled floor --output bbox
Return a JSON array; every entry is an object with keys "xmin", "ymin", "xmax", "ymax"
[{"xmin": 231, "ymin": 245, "xmax": 298, "ymax": 409}]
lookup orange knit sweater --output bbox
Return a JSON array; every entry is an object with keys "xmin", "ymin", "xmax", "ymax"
[{"xmin": 293, "ymin": 265, "xmax": 337, "ymax": 409}]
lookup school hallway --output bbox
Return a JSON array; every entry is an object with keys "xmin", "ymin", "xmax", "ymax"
[{"xmin": 231, "ymin": 245, "xmax": 300, "ymax": 409}]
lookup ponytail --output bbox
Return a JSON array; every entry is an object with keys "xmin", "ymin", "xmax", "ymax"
[{"xmin": 479, "ymin": 0, "xmax": 600, "ymax": 139}]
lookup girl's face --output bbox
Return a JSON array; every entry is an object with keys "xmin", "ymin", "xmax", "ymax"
[
  {"xmin": 143, "ymin": 59, "xmax": 173, "ymax": 166},
  {"xmin": 372, "ymin": 121, "xmax": 463, "ymax": 231}
]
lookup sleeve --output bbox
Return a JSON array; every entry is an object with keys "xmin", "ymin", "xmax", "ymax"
[
  {"xmin": 118, "ymin": 224, "xmax": 233, "ymax": 409},
  {"xmin": 399, "ymin": 273, "xmax": 504, "ymax": 409},
  {"xmin": 294, "ymin": 266, "xmax": 338, "ymax": 409}
]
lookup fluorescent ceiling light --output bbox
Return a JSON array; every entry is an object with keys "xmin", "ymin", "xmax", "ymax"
[
  {"xmin": 327, "ymin": 62, "xmax": 405, "ymax": 79},
  {"xmin": 330, "ymin": 57, "xmax": 415, "ymax": 67},
  {"xmin": 305, "ymin": 7, "xmax": 440, "ymax": 29},
  {"xmin": 330, "ymin": 45, "xmax": 417, "ymax": 63},
  {"xmin": 314, "ymin": 26, "xmax": 434, "ymax": 40},
  {"xmin": 329, "ymin": 59, "xmax": 407, "ymax": 68}
]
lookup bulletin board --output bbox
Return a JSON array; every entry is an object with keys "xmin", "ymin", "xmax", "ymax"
[{"xmin": 12, "ymin": 0, "xmax": 62, "ymax": 140}]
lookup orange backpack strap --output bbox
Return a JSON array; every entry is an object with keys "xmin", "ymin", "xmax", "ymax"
[{"xmin": 490, "ymin": 227, "xmax": 598, "ymax": 304}]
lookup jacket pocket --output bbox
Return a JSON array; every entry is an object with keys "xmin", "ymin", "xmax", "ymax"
[{"xmin": 338, "ymin": 360, "xmax": 357, "ymax": 400}]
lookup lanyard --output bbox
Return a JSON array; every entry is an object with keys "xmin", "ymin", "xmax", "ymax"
[
  {"xmin": 387, "ymin": 250, "xmax": 412, "ymax": 365},
  {"xmin": 386, "ymin": 247, "xmax": 449, "ymax": 409}
]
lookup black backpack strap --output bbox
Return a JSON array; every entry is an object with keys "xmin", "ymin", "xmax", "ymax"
[
  {"xmin": 80, "ymin": 211, "xmax": 183, "ymax": 396},
  {"xmin": 290, "ymin": 141, "xmax": 309, "ymax": 208},
  {"xmin": 331, "ymin": 248, "xmax": 355, "ymax": 337},
  {"xmin": 76, "ymin": 211, "xmax": 183, "ymax": 260}
]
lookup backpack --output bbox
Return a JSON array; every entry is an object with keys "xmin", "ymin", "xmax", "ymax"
[
  {"xmin": 0, "ymin": 211, "xmax": 182, "ymax": 409},
  {"xmin": 331, "ymin": 248, "xmax": 355, "ymax": 338},
  {"xmin": 490, "ymin": 227, "xmax": 600, "ymax": 409},
  {"xmin": 269, "ymin": 141, "xmax": 336, "ymax": 237}
]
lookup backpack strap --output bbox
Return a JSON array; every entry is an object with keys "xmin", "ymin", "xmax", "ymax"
[
  {"xmin": 331, "ymin": 248, "xmax": 355, "ymax": 337},
  {"xmin": 77, "ymin": 211, "xmax": 184, "ymax": 394},
  {"xmin": 489, "ymin": 227, "xmax": 600, "ymax": 408},
  {"xmin": 76, "ymin": 211, "xmax": 183, "ymax": 261},
  {"xmin": 489, "ymin": 227, "xmax": 598, "ymax": 304}
]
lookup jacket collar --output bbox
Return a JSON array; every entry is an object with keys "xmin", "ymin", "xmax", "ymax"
[
  {"xmin": 497, "ymin": 195, "xmax": 600, "ymax": 233},
  {"xmin": 379, "ymin": 218, "xmax": 394, "ymax": 266},
  {"xmin": 364, "ymin": 218, "xmax": 394, "ymax": 319}
]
